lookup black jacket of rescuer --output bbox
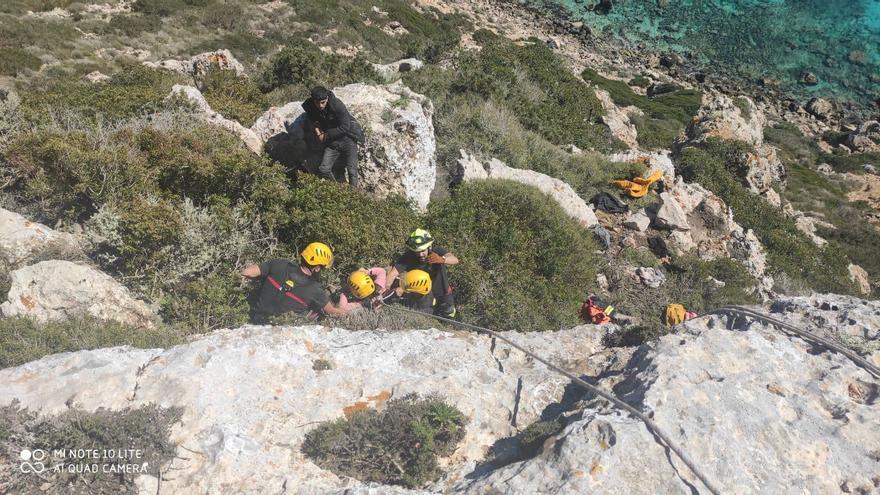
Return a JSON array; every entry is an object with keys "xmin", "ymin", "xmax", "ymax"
[{"xmin": 301, "ymin": 91, "xmax": 364, "ymax": 144}]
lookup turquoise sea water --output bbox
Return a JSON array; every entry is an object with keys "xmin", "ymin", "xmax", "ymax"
[{"xmin": 541, "ymin": 0, "xmax": 880, "ymax": 108}]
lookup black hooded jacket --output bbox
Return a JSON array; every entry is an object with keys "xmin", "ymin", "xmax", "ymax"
[{"xmin": 301, "ymin": 91, "xmax": 364, "ymax": 143}]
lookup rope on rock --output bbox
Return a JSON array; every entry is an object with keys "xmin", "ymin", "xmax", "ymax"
[
  {"xmin": 711, "ymin": 305, "xmax": 880, "ymax": 379},
  {"xmin": 379, "ymin": 301, "xmax": 724, "ymax": 495}
]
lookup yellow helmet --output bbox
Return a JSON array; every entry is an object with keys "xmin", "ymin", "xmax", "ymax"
[
  {"xmin": 348, "ymin": 271, "xmax": 376, "ymax": 299},
  {"xmin": 402, "ymin": 269, "xmax": 432, "ymax": 295},
  {"xmin": 301, "ymin": 242, "xmax": 333, "ymax": 267},
  {"xmin": 405, "ymin": 228, "xmax": 434, "ymax": 252}
]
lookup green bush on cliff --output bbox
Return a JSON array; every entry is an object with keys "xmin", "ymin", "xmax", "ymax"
[
  {"xmin": 16, "ymin": 65, "xmax": 187, "ymax": 125},
  {"xmin": 258, "ymin": 45, "xmax": 379, "ymax": 99},
  {"xmin": 1, "ymin": 401, "xmax": 182, "ymax": 495},
  {"xmin": 426, "ymin": 180, "xmax": 601, "ymax": 332},
  {"xmin": 581, "ymin": 67, "xmax": 702, "ymax": 150},
  {"xmin": 302, "ymin": 394, "xmax": 466, "ymax": 488},
  {"xmin": 676, "ymin": 139, "xmax": 855, "ymax": 294},
  {"xmin": 197, "ymin": 66, "xmax": 268, "ymax": 125}
]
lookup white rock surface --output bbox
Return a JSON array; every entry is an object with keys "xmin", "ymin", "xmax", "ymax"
[
  {"xmin": 654, "ymin": 192, "xmax": 690, "ymax": 231},
  {"xmin": 0, "ymin": 260, "xmax": 156, "ymax": 328},
  {"xmin": 770, "ymin": 294, "xmax": 880, "ymax": 353},
  {"xmin": 636, "ymin": 266, "xmax": 666, "ymax": 288},
  {"xmin": 623, "ymin": 209, "xmax": 650, "ymax": 231},
  {"xmin": 458, "ymin": 151, "xmax": 598, "ymax": 228},
  {"xmin": 372, "ymin": 58, "xmax": 425, "ymax": 81},
  {"xmin": 0, "ymin": 324, "xmax": 617, "ymax": 493},
  {"xmin": 458, "ymin": 312, "xmax": 880, "ymax": 494},
  {"xmin": 594, "ymin": 88, "xmax": 640, "ymax": 150},
  {"xmin": 0, "ymin": 208, "xmax": 80, "ymax": 268},
  {"xmin": 171, "ymin": 82, "xmax": 437, "ymax": 211}
]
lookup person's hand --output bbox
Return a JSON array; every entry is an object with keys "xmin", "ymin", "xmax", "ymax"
[
  {"xmin": 427, "ymin": 252, "xmax": 445, "ymax": 264},
  {"xmin": 317, "ymin": 132, "xmax": 325, "ymax": 142}
]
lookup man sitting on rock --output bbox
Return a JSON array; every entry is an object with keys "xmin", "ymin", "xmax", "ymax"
[
  {"xmin": 385, "ymin": 229, "xmax": 459, "ymax": 319},
  {"xmin": 241, "ymin": 242, "xmax": 347, "ymax": 324},
  {"xmin": 302, "ymin": 86, "xmax": 363, "ymax": 187}
]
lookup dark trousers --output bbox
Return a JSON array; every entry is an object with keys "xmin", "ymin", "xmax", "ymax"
[{"xmin": 318, "ymin": 137, "xmax": 359, "ymax": 187}]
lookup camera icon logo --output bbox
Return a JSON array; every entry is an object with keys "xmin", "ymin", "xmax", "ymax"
[{"xmin": 19, "ymin": 449, "xmax": 47, "ymax": 474}]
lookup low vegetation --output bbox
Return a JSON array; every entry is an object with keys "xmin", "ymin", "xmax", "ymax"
[
  {"xmin": 676, "ymin": 138, "xmax": 856, "ymax": 294},
  {"xmin": 581, "ymin": 67, "xmax": 702, "ymax": 150},
  {"xmin": 302, "ymin": 394, "xmax": 466, "ymax": 487}
]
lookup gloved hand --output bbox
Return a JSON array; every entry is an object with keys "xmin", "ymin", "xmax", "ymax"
[{"xmin": 427, "ymin": 252, "xmax": 445, "ymax": 265}]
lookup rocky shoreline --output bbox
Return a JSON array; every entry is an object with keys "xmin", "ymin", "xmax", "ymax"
[{"xmin": 435, "ymin": 0, "xmax": 877, "ymax": 140}]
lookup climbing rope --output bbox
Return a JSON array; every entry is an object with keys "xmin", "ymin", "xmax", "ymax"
[
  {"xmin": 711, "ymin": 305, "xmax": 880, "ymax": 379},
  {"xmin": 379, "ymin": 301, "xmax": 724, "ymax": 495}
]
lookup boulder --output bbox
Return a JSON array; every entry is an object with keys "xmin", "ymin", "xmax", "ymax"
[
  {"xmin": 594, "ymin": 88, "xmax": 641, "ymax": 150},
  {"xmin": 684, "ymin": 94, "xmax": 785, "ymax": 194},
  {"xmin": 608, "ymin": 150, "xmax": 676, "ymax": 182},
  {"xmin": 0, "ymin": 208, "xmax": 80, "ymax": 268},
  {"xmin": 459, "ymin": 312, "xmax": 880, "ymax": 494},
  {"xmin": 171, "ymin": 82, "xmax": 437, "ymax": 211},
  {"xmin": 144, "ymin": 49, "xmax": 245, "ymax": 78},
  {"xmin": 623, "ymin": 209, "xmax": 650, "ymax": 231},
  {"xmin": 847, "ymin": 264, "xmax": 871, "ymax": 296},
  {"xmin": 845, "ymin": 120, "xmax": 880, "ymax": 153},
  {"xmin": 799, "ymin": 71, "xmax": 818, "ymax": 85},
  {"xmin": 458, "ymin": 151, "xmax": 599, "ymax": 228},
  {"xmin": 0, "ymin": 260, "xmax": 156, "ymax": 328},
  {"xmin": 636, "ymin": 266, "xmax": 666, "ymax": 288},
  {"xmin": 793, "ymin": 214, "xmax": 833, "ymax": 247},
  {"xmin": 817, "ymin": 163, "xmax": 833, "ymax": 175},
  {"xmin": 372, "ymin": 58, "xmax": 425, "ymax": 81},
  {"xmin": 84, "ymin": 71, "xmax": 111, "ymax": 84},
  {"xmin": 654, "ymin": 192, "xmax": 690, "ymax": 230},
  {"xmin": 727, "ymin": 227, "xmax": 773, "ymax": 295},
  {"xmin": 0, "ymin": 324, "xmax": 623, "ymax": 493},
  {"xmin": 805, "ymin": 97, "xmax": 834, "ymax": 120}
]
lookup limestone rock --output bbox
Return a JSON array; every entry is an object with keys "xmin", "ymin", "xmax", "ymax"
[
  {"xmin": 145, "ymin": 49, "xmax": 245, "ymax": 78},
  {"xmin": 805, "ymin": 97, "xmax": 834, "ymax": 120},
  {"xmin": 84, "ymin": 71, "xmax": 111, "ymax": 84},
  {"xmin": 769, "ymin": 294, "xmax": 880, "ymax": 353},
  {"xmin": 0, "ymin": 208, "xmax": 80, "ymax": 268},
  {"xmin": 817, "ymin": 163, "xmax": 833, "ymax": 175},
  {"xmin": 847, "ymin": 264, "xmax": 871, "ymax": 296},
  {"xmin": 608, "ymin": 150, "xmax": 676, "ymax": 182},
  {"xmin": 623, "ymin": 209, "xmax": 650, "ymax": 231},
  {"xmin": 372, "ymin": 58, "xmax": 425, "ymax": 81},
  {"xmin": 461, "ymin": 313, "xmax": 880, "ymax": 494},
  {"xmin": 458, "ymin": 151, "xmax": 598, "ymax": 228},
  {"xmin": 727, "ymin": 227, "xmax": 773, "ymax": 295},
  {"xmin": 594, "ymin": 88, "xmax": 641, "ymax": 150},
  {"xmin": 0, "ymin": 324, "xmax": 619, "ymax": 493},
  {"xmin": 684, "ymin": 95, "xmax": 785, "ymax": 194},
  {"xmin": 172, "ymin": 82, "xmax": 437, "ymax": 211},
  {"xmin": 654, "ymin": 192, "xmax": 690, "ymax": 230},
  {"xmin": 794, "ymin": 214, "xmax": 834, "ymax": 247},
  {"xmin": 845, "ymin": 120, "xmax": 880, "ymax": 153},
  {"xmin": 666, "ymin": 230, "xmax": 696, "ymax": 255},
  {"xmin": 0, "ymin": 260, "xmax": 156, "ymax": 328},
  {"xmin": 636, "ymin": 266, "xmax": 666, "ymax": 288},
  {"xmin": 688, "ymin": 94, "xmax": 765, "ymax": 148}
]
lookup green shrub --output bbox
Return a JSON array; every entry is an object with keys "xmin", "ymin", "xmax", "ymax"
[
  {"xmin": 514, "ymin": 418, "xmax": 564, "ymax": 456},
  {"xmin": 1, "ymin": 401, "xmax": 182, "ymax": 494},
  {"xmin": 450, "ymin": 37, "xmax": 619, "ymax": 152},
  {"xmin": 200, "ymin": 0, "xmax": 245, "ymax": 30},
  {"xmin": 676, "ymin": 139, "xmax": 856, "ymax": 294},
  {"xmin": 282, "ymin": 175, "xmax": 418, "ymax": 285},
  {"xmin": 102, "ymin": 13, "xmax": 163, "ymax": 37},
  {"xmin": 17, "ymin": 65, "xmax": 186, "ymax": 124},
  {"xmin": 312, "ymin": 358, "xmax": 333, "ymax": 371},
  {"xmin": 0, "ymin": 316, "xmax": 185, "ymax": 368},
  {"xmin": 302, "ymin": 394, "xmax": 466, "ymax": 488},
  {"xmin": 0, "ymin": 48, "xmax": 42, "ymax": 76},
  {"xmin": 426, "ymin": 180, "xmax": 601, "ymax": 332},
  {"xmin": 159, "ymin": 272, "xmax": 251, "ymax": 332},
  {"xmin": 581, "ymin": 67, "xmax": 702, "ymax": 150},
  {"xmin": 132, "ymin": 0, "xmax": 209, "ymax": 16},
  {"xmin": 603, "ymin": 254, "xmax": 759, "ymax": 346},
  {"xmin": 197, "ymin": 66, "xmax": 269, "ymax": 125},
  {"xmin": 258, "ymin": 45, "xmax": 379, "ymax": 97}
]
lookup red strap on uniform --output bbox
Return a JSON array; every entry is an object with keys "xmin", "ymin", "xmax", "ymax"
[{"xmin": 266, "ymin": 275, "xmax": 308, "ymax": 306}]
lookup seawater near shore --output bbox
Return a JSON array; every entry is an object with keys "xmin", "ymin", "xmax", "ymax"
[{"xmin": 523, "ymin": 0, "xmax": 879, "ymax": 114}]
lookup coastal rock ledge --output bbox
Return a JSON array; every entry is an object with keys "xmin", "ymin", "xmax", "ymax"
[{"xmin": 1, "ymin": 299, "xmax": 877, "ymax": 494}]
